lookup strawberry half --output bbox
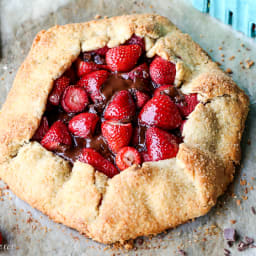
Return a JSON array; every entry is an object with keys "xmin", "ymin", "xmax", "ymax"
[
  {"xmin": 146, "ymin": 127, "xmax": 179, "ymax": 161},
  {"xmin": 125, "ymin": 34, "xmax": 145, "ymax": 52},
  {"xmin": 61, "ymin": 85, "xmax": 89, "ymax": 113},
  {"xmin": 101, "ymin": 121, "xmax": 133, "ymax": 153},
  {"xmin": 79, "ymin": 148, "xmax": 119, "ymax": 178},
  {"xmin": 104, "ymin": 90, "xmax": 136, "ymax": 122},
  {"xmin": 76, "ymin": 59, "xmax": 101, "ymax": 77},
  {"xmin": 176, "ymin": 93, "xmax": 199, "ymax": 117},
  {"xmin": 116, "ymin": 146, "xmax": 141, "ymax": 170},
  {"xmin": 139, "ymin": 95, "xmax": 182, "ymax": 130},
  {"xmin": 106, "ymin": 44, "xmax": 142, "ymax": 72},
  {"xmin": 41, "ymin": 120, "xmax": 72, "ymax": 151},
  {"xmin": 48, "ymin": 76, "xmax": 70, "ymax": 106},
  {"xmin": 135, "ymin": 90, "xmax": 150, "ymax": 108},
  {"xmin": 127, "ymin": 63, "xmax": 150, "ymax": 84},
  {"xmin": 77, "ymin": 70, "xmax": 109, "ymax": 103},
  {"xmin": 68, "ymin": 113, "xmax": 99, "ymax": 138},
  {"xmin": 32, "ymin": 116, "xmax": 49, "ymax": 141},
  {"xmin": 150, "ymin": 56, "xmax": 176, "ymax": 85},
  {"xmin": 153, "ymin": 84, "xmax": 174, "ymax": 97}
]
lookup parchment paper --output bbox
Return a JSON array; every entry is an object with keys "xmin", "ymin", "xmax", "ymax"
[{"xmin": 0, "ymin": 0, "xmax": 256, "ymax": 255}]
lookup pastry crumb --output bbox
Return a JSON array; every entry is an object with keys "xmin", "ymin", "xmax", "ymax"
[{"xmin": 225, "ymin": 68, "xmax": 233, "ymax": 74}]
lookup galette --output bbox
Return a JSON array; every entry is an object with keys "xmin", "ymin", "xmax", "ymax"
[{"xmin": 0, "ymin": 14, "xmax": 249, "ymax": 244}]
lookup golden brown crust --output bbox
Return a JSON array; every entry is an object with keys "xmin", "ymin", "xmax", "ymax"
[{"xmin": 0, "ymin": 14, "xmax": 249, "ymax": 244}]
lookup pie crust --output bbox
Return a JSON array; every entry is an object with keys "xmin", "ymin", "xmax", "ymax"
[{"xmin": 0, "ymin": 14, "xmax": 249, "ymax": 244}]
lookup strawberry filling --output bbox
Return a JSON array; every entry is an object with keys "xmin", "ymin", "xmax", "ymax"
[{"xmin": 33, "ymin": 35, "xmax": 199, "ymax": 178}]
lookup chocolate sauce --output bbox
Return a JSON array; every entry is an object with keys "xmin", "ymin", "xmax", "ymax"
[{"xmin": 39, "ymin": 52, "xmax": 187, "ymax": 166}]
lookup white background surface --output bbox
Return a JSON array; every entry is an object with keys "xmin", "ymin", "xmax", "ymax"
[{"xmin": 0, "ymin": 0, "xmax": 256, "ymax": 255}]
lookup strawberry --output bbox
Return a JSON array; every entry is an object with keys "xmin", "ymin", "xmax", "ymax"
[
  {"xmin": 135, "ymin": 90, "xmax": 150, "ymax": 108},
  {"xmin": 116, "ymin": 146, "xmax": 141, "ymax": 170},
  {"xmin": 77, "ymin": 70, "xmax": 109, "ymax": 103},
  {"xmin": 149, "ymin": 56, "xmax": 176, "ymax": 85},
  {"xmin": 106, "ymin": 44, "xmax": 142, "ymax": 72},
  {"xmin": 68, "ymin": 113, "xmax": 99, "ymax": 138},
  {"xmin": 104, "ymin": 90, "xmax": 136, "ymax": 122},
  {"xmin": 41, "ymin": 120, "xmax": 72, "ymax": 151},
  {"xmin": 79, "ymin": 148, "xmax": 119, "ymax": 178},
  {"xmin": 76, "ymin": 59, "xmax": 101, "ymax": 77},
  {"xmin": 101, "ymin": 121, "xmax": 133, "ymax": 153},
  {"xmin": 176, "ymin": 93, "xmax": 199, "ymax": 117},
  {"xmin": 32, "ymin": 116, "xmax": 49, "ymax": 141},
  {"xmin": 64, "ymin": 67, "xmax": 76, "ymax": 84},
  {"xmin": 61, "ymin": 85, "xmax": 89, "ymax": 113},
  {"xmin": 139, "ymin": 95, "xmax": 182, "ymax": 130},
  {"xmin": 127, "ymin": 63, "xmax": 149, "ymax": 83},
  {"xmin": 146, "ymin": 127, "xmax": 179, "ymax": 161},
  {"xmin": 48, "ymin": 76, "xmax": 70, "ymax": 106},
  {"xmin": 153, "ymin": 84, "xmax": 174, "ymax": 97},
  {"xmin": 125, "ymin": 34, "xmax": 145, "ymax": 52},
  {"xmin": 141, "ymin": 151, "xmax": 151, "ymax": 162}
]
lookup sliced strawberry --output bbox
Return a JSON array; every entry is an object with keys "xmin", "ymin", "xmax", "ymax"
[
  {"xmin": 48, "ymin": 76, "xmax": 70, "ymax": 106},
  {"xmin": 77, "ymin": 70, "xmax": 109, "ymax": 103},
  {"xmin": 153, "ymin": 84, "xmax": 174, "ymax": 97},
  {"xmin": 139, "ymin": 95, "xmax": 182, "ymax": 130},
  {"xmin": 125, "ymin": 34, "xmax": 145, "ymax": 52},
  {"xmin": 76, "ymin": 59, "xmax": 101, "ymax": 77},
  {"xmin": 101, "ymin": 121, "xmax": 133, "ymax": 153},
  {"xmin": 106, "ymin": 44, "xmax": 142, "ymax": 72},
  {"xmin": 141, "ymin": 151, "xmax": 151, "ymax": 162},
  {"xmin": 116, "ymin": 146, "xmax": 141, "ymax": 170},
  {"xmin": 79, "ymin": 148, "xmax": 119, "ymax": 178},
  {"xmin": 135, "ymin": 90, "xmax": 150, "ymax": 108},
  {"xmin": 176, "ymin": 93, "xmax": 199, "ymax": 117},
  {"xmin": 61, "ymin": 85, "xmax": 89, "ymax": 113},
  {"xmin": 127, "ymin": 63, "xmax": 149, "ymax": 83},
  {"xmin": 32, "ymin": 116, "xmax": 49, "ymax": 141},
  {"xmin": 146, "ymin": 127, "xmax": 179, "ymax": 161},
  {"xmin": 41, "ymin": 120, "xmax": 71, "ymax": 151},
  {"xmin": 104, "ymin": 90, "xmax": 136, "ymax": 122},
  {"xmin": 64, "ymin": 67, "xmax": 76, "ymax": 84},
  {"xmin": 68, "ymin": 113, "xmax": 99, "ymax": 138},
  {"xmin": 150, "ymin": 56, "xmax": 176, "ymax": 85}
]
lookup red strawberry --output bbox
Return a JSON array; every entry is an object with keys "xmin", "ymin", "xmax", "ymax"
[
  {"xmin": 106, "ymin": 44, "xmax": 142, "ymax": 72},
  {"xmin": 127, "ymin": 63, "xmax": 149, "ymax": 83},
  {"xmin": 141, "ymin": 151, "xmax": 151, "ymax": 162},
  {"xmin": 125, "ymin": 34, "xmax": 145, "ymax": 52},
  {"xmin": 139, "ymin": 95, "xmax": 182, "ymax": 130},
  {"xmin": 61, "ymin": 85, "xmax": 89, "ymax": 113},
  {"xmin": 41, "ymin": 120, "xmax": 72, "ymax": 151},
  {"xmin": 146, "ymin": 127, "xmax": 179, "ymax": 161},
  {"xmin": 64, "ymin": 67, "xmax": 76, "ymax": 84},
  {"xmin": 77, "ymin": 70, "xmax": 109, "ymax": 103},
  {"xmin": 176, "ymin": 93, "xmax": 199, "ymax": 117},
  {"xmin": 149, "ymin": 56, "xmax": 176, "ymax": 85},
  {"xmin": 104, "ymin": 90, "xmax": 136, "ymax": 122},
  {"xmin": 135, "ymin": 90, "xmax": 150, "ymax": 108},
  {"xmin": 116, "ymin": 146, "xmax": 141, "ymax": 170},
  {"xmin": 48, "ymin": 76, "xmax": 70, "ymax": 106},
  {"xmin": 79, "ymin": 148, "xmax": 119, "ymax": 178},
  {"xmin": 153, "ymin": 84, "xmax": 174, "ymax": 97},
  {"xmin": 32, "ymin": 116, "xmax": 49, "ymax": 141},
  {"xmin": 68, "ymin": 113, "xmax": 99, "ymax": 138},
  {"xmin": 76, "ymin": 59, "xmax": 101, "ymax": 77},
  {"xmin": 101, "ymin": 121, "xmax": 133, "ymax": 153}
]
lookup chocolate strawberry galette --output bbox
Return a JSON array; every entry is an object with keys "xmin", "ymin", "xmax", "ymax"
[{"xmin": 0, "ymin": 14, "xmax": 249, "ymax": 244}]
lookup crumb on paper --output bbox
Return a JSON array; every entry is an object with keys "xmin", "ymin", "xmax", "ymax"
[
  {"xmin": 221, "ymin": 53, "xmax": 225, "ymax": 57},
  {"xmin": 230, "ymin": 220, "xmax": 236, "ymax": 224},
  {"xmin": 236, "ymin": 200, "xmax": 241, "ymax": 206},
  {"xmin": 94, "ymin": 14, "xmax": 101, "ymax": 19},
  {"xmin": 219, "ymin": 46, "xmax": 223, "ymax": 50},
  {"xmin": 225, "ymin": 68, "xmax": 233, "ymax": 74},
  {"xmin": 229, "ymin": 56, "xmax": 235, "ymax": 61},
  {"xmin": 242, "ymin": 196, "xmax": 248, "ymax": 201},
  {"xmin": 240, "ymin": 179, "xmax": 247, "ymax": 186}
]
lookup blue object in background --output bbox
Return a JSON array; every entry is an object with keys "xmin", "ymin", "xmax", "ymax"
[{"xmin": 192, "ymin": 0, "xmax": 256, "ymax": 39}]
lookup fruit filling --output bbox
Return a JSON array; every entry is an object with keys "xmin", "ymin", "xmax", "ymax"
[{"xmin": 32, "ymin": 35, "xmax": 199, "ymax": 178}]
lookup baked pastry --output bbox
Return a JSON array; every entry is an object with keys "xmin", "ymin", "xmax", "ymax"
[{"xmin": 0, "ymin": 14, "xmax": 249, "ymax": 244}]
